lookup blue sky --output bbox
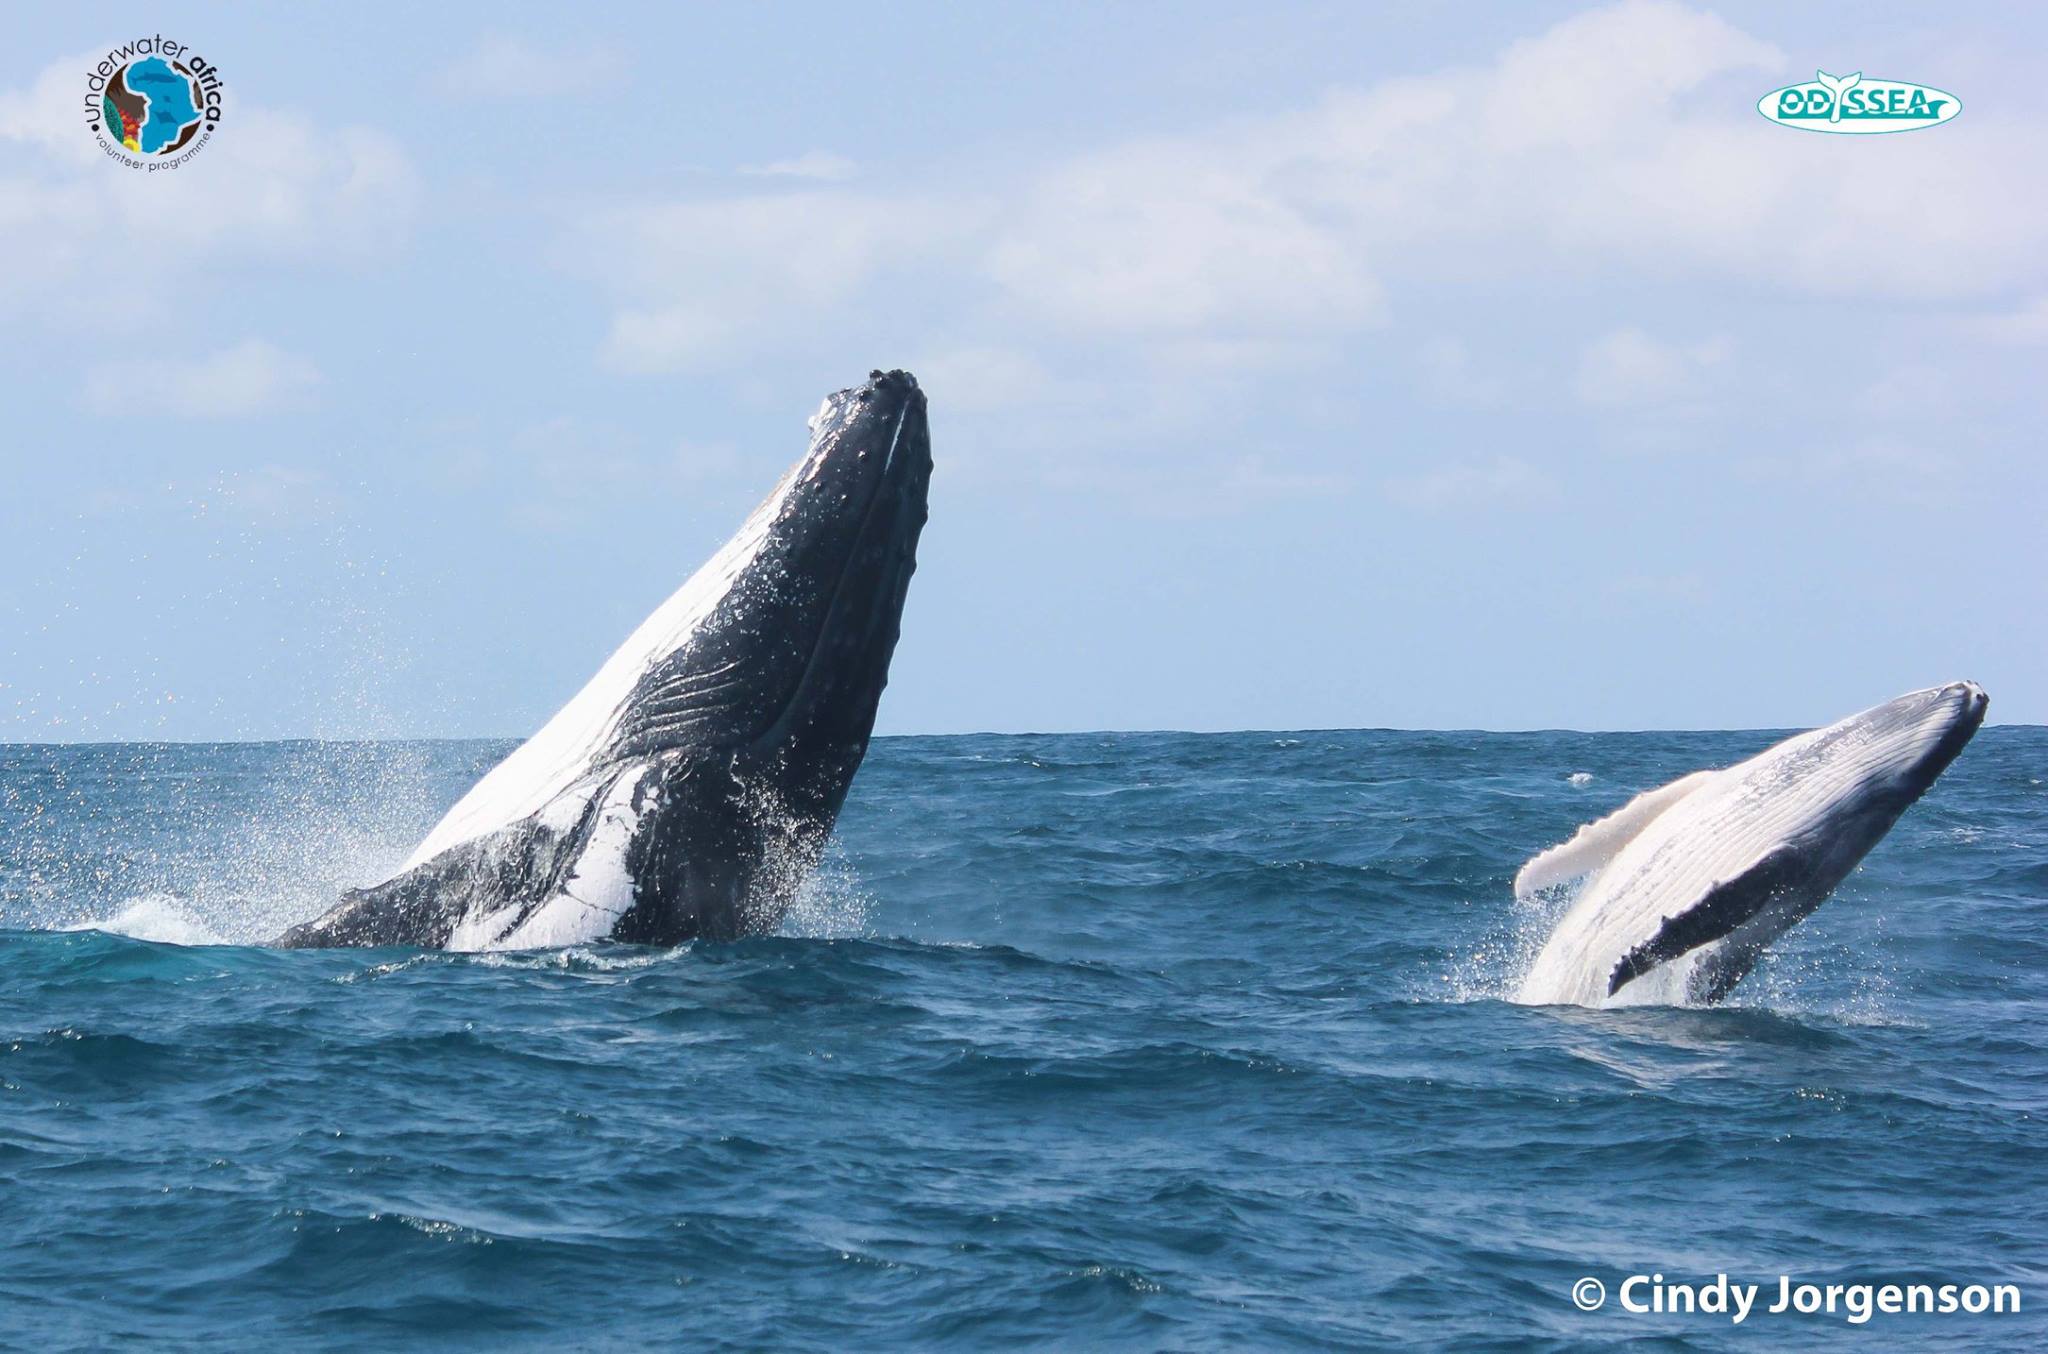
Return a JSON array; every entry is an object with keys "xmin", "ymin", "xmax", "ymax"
[{"xmin": 1, "ymin": 2, "xmax": 2042, "ymax": 739}]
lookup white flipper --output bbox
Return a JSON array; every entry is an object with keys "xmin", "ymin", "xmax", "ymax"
[
  {"xmin": 442, "ymin": 762, "xmax": 663, "ymax": 952},
  {"xmin": 1514, "ymin": 770, "xmax": 1718, "ymax": 900}
]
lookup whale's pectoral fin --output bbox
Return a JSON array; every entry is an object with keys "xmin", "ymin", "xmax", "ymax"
[
  {"xmin": 1605, "ymin": 844, "xmax": 1808, "ymax": 997},
  {"xmin": 276, "ymin": 767, "xmax": 642, "ymax": 950},
  {"xmin": 276, "ymin": 832, "xmax": 517, "ymax": 948},
  {"xmin": 1514, "ymin": 770, "xmax": 1718, "ymax": 900}
]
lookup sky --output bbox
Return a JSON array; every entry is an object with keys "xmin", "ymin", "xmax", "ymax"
[{"xmin": 0, "ymin": 1, "xmax": 2042, "ymax": 740}]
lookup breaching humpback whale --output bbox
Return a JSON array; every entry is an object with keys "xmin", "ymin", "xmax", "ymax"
[
  {"xmin": 279, "ymin": 369, "xmax": 932, "ymax": 949},
  {"xmin": 1515, "ymin": 681, "xmax": 1987, "ymax": 1007}
]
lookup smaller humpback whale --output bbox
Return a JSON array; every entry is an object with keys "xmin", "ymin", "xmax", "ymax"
[
  {"xmin": 279, "ymin": 369, "xmax": 932, "ymax": 950},
  {"xmin": 1516, "ymin": 681, "xmax": 1987, "ymax": 1007}
]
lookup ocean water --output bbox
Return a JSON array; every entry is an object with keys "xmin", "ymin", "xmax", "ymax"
[{"xmin": 1, "ymin": 728, "xmax": 2043, "ymax": 1350}]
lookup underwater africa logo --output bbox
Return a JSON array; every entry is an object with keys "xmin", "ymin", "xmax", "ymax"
[
  {"xmin": 83, "ymin": 35, "xmax": 224, "ymax": 169},
  {"xmin": 1758, "ymin": 70, "xmax": 1960, "ymax": 134}
]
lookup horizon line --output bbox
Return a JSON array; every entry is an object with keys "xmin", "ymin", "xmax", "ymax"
[{"xmin": 3, "ymin": 720, "xmax": 2040, "ymax": 750}]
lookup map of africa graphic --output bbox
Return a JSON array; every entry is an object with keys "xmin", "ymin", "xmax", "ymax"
[{"xmin": 102, "ymin": 56, "xmax": 202, "ymax": 156}]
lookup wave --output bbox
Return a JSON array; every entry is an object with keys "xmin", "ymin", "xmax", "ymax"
[{"xmin": 62, "ymin": 893, "xmax": 224, "ymax": 947}]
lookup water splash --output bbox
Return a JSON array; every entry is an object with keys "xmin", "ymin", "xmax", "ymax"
[
  {"xmin": 4, "ymin": 740, "xmax": 462, "ymax": 945},
  {"xmin": 1442, "ymin": 878, "xmax": 1580, "ymax": 1003},
  {"xmin": 63, "ymin": 893, "xmax": 223, "ymax": 946},
  {"xmin": 778, "ymin": 842, "xmax": 874, "ymax": 939},
  {"xmin": 1447, "ymin": 872, "xmax": 1900, "ymax": 1025}
]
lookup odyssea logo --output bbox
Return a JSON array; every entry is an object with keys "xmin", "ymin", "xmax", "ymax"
[
  {"xmin": 1759, "ymin": 70, "xmax": 1960, "ymax": 134},
  {"xmin": 83, "ymin": 34, "xmax": 224, "ymax": 169}
]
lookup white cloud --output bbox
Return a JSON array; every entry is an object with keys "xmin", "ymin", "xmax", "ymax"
[
  {"xmin": 1855, "ymin": 364, "xmax": 1955, "ymax": 419},
  {"xmin": 0, "ymin": 53, "xmax": 418, "ymax": 324},
  {"xmin": 1737, "ymin": 437, "xmax": 1960, "ymax": 502},
  {"xmin": 72, "ymin": 463, "xmax": 342, "ymax": 527},
  {"xmin": 987, "ymin": 135, "xmax": 1386, "ymax": 335},
  {"xmin": 214, "ymin": 465, "xmax": 344, "ymax": 526},
  {"xmin": 436, "ymin": 35, "xmax": 623, "ymax": 98},
  {"xmin": 1605, "ymin": 571, "xmax": 1709, "ymax": 605},
  {"xmin": 419, "ymin": 415, "xmax": 763, "ymax": 532},
  {"xmin": 740, "ymin": 152, "xmax": 858, "ymax": 182},
  {"xmin": 570, "ymin": 192, "xmax": 969, "ymax": 371},
  {"xmin": 673, "ymin": 440, "xmax": 745, "ymax": 481},
  {"xmin": 908, "ymin": 346, "xmax": 1053, "ymax": 412},
  {"xmin": 1219, "ymin": 457, "xmax": 1353, "ymax": 499},
  {"xmin": 84, "ymin": 340, "xmax": 321, "ymax": 417},
  {"xmin": 1385, "ymin": 455, "xmax": 1553, "ymax": 510},
  {"xmin": 1039, "ymin": 455, "xmax": 1352, "ymax": 518},
  {"xmin": 560, "ymin": 0, "xmax": 2048, "ymax": 385},
  {"xmin": 1573, "ymin": 327, "xmax": 1730, "ymax": 407},
  {"xmin": 1957, "ymin": 295, "xmax": 2048, "ymax": 345},
  {"xmin": 1417, "ymin": 336, "xmax": 1502, "ymax": 406},
  {"xmin": 1820, "ymin": 438, "xmax": 1956, "ymax": 478}
]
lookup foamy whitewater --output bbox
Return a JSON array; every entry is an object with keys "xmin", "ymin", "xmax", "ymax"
[{"xmin": 2, "ymin": 728, "xmax": 2043, "ymax": 1348}]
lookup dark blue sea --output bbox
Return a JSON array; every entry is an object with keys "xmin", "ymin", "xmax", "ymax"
[{"xmin": 2, "ymin": 728, "xmax": 2043, "ymax": 1350}]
